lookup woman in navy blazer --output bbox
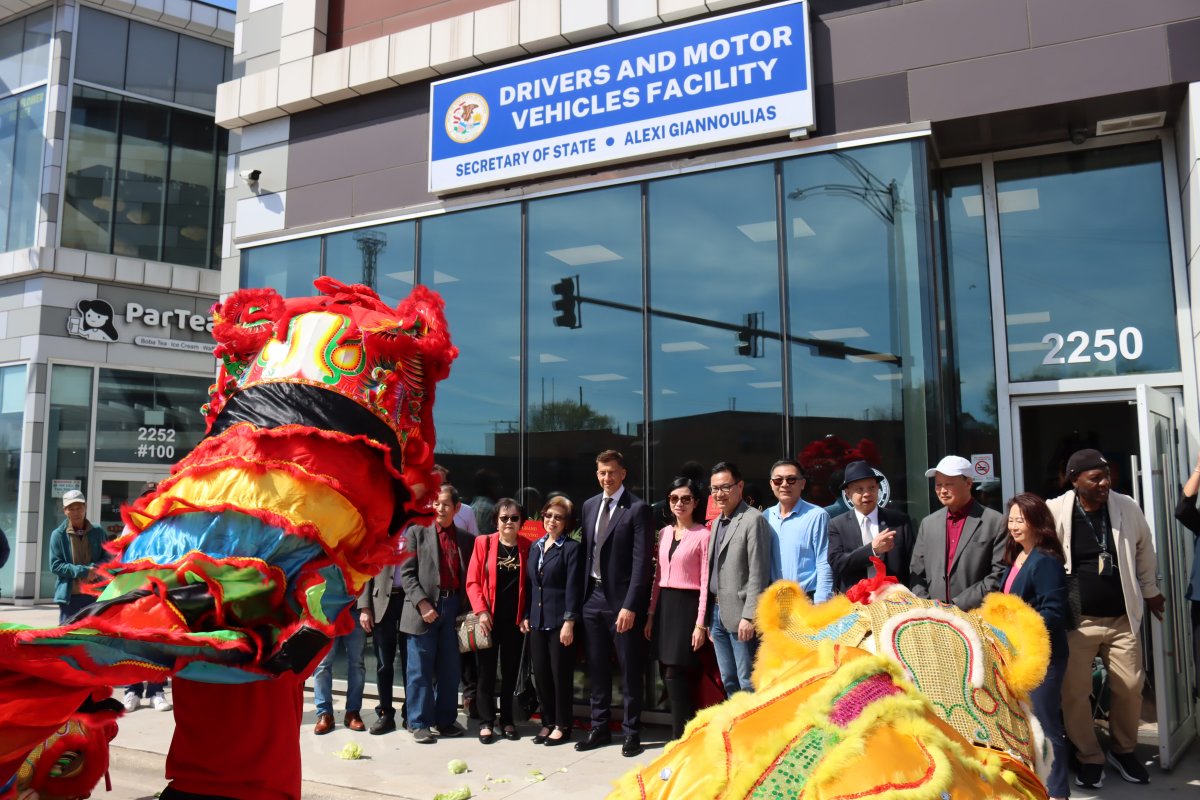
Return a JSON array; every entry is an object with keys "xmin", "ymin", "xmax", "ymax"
[
  {"xmin": 521, "ymin": 495, "xmax": 583, "ymax": 745},
  {"xmin": 1003, "ymin": 493, "xmax": 1070, "ymax": 800}
]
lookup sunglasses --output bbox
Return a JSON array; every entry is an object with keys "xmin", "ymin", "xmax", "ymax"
[
  {"xmin": 770, "ymin": 475, "xmax": 801, "ymax": 486},
  {"xmin": 542, "ymin": 512, "xmax": 566, "ymax": 522},
  {"xmin": 668, "ymin": 495, "xmax": 694, "ymax": 504},
  {"xmin": 497, "ymin": 514, "xmax": 521, "ymax": 524}
]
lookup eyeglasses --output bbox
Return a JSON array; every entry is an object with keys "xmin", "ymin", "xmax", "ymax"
[
  {"xmin": 770, "ymin": 475, "xmax": 801, "ymax": 486},
  {"xmin": 542, "ymin": 512, "xmax": 566, "ymax": 522},
  {"xmin": 498, "ymin": 515, "xmax": 521, "ymax": 524},
  {"xmin": 710, "ymin": 484, "xmax": 737, "ymax": 495},
  {"xmin": 668, "ymin": 495, "xmax": 694, "ymax": 505}
]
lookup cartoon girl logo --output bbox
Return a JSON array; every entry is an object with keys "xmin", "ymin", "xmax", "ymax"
[
  {"xmin": 67, "ymin": 299, "xmax": 119, "ymax": 342},
  {"xmin": 445, "ymin": 92, "xmax": 489, "ymax": 144}
]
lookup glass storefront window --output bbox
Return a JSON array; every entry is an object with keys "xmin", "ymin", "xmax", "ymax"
[
  {"xmin": 648, "ymin": 163, "xmax": 783, "ymax": 508},
  {"xmin": 527, "ymin": 185, "xmax": 645, "ymax": 507},
  {"xmin": 240, "ymin": 236, "xmax": 321, "ymax": 297},
  {"xmin": 62, "ymin": 86, "xmax": 226, "ymax": 268},
  {"xmin": 0, "ymin": 8, "xmax": 51, "ymax": 95},
  {"xmin": 999, "ymin": 143, "xmax": 1179, "ymax": 382},
  {"xmin": 939, "ymin": 165, "xmax": 1000, "ymax": 506},
  {"xmin": 94, "ymin": 369, "xmax": 211, "ymax": 465},
  {"xmin": 419, "ymin": 206, "xmax": 521, "ymax": 518},
  {"xmin": 42, "ymin": 365, "xmax": 94, "ymax": 596},
  {"xmin": 0, "ymin": 85, "xmax": 45, "ymax": 252},
  {"xmin": 325, "ymin": 222, "xmax": 415, "ymax": 308},
  {"xmin": 0, "ymin": 365, "xmax": 25, "ymax": 599},
  {"xmin": 783, "ymin": 141, "xmax": 933, "ymax": 519}
]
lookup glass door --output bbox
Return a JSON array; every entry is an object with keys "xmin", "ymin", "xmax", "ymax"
[
  {"xmin": 1135, "ymin": 385, "xmax": 1196, "ymax": 768},
  {"xmin": 93, "ymin": 468, "xmax": 170, "ymax": 539}
]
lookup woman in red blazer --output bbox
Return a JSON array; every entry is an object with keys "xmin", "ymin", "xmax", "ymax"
[{"xmin": 466, "ymin": 497, "xmax": 531, "ymax": 743}]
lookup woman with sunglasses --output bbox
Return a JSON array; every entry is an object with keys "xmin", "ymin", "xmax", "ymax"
[
  {"xmin": 644, "ymin": 476, "xmax": 711, "ymax": 739},
  {"xmin": 1002, "ymin": 493, "xmax": 1070, "ymax": 800},
  {"xmin": 466, "ymin": 498, "xmax": 531, "ymax": 743},
  {"xmin": 521, "ymin": 495, "xmax": 583, "ymax": 745}
]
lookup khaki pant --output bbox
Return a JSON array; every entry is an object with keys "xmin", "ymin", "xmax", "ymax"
[{"xmin": 1061, "ymin": 614, "xmax": 1144, "ymax": 764}]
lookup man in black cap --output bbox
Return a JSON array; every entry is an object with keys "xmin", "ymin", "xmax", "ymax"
[
  {"xmin": 826, "ymin": 461, "xmax": 914, "ymax": 592},
  {"xmin": 1046, "ymin": 448, "xmax": 1164, "ymax": 789}
]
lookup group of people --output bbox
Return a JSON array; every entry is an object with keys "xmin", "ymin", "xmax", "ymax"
[{"xmin": 297, "ymin": 443, "xmax": 1194, "ymax": 796}]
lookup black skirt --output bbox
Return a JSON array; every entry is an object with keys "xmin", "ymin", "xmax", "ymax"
[{"xmin": 655, "ymin": 587, "xmax": 701, "ymax": 667}]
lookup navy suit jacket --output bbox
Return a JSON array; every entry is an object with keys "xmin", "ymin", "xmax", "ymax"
[
  {"xmin": 581, "ymin": 487, "xmax": 654, "ymax": 616},
  {"xmin": 827, "ymin": 505, "xmax": 914, "ymax": 593},
  {"xmin": 524, "ymin": 536, "xmax": 583, "ymax": 630},
  {"xmin": 1003, "ymin": 548, "xmax": 1070, "ymax": 660}
]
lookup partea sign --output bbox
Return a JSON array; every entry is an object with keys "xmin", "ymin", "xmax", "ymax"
[{"xmin": 429, "ymin": 0, "xmax": 813, "ymax": 193}]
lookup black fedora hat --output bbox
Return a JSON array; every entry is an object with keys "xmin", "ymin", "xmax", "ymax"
[{"xmin": 840, "ymin": 460, "xmax": 880, "ymax": 490}]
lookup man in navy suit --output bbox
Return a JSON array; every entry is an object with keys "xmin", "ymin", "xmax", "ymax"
[
  {"xmin": 827, "ymin": 461, "xmax": 915, "ymax": 592},
  {"xmin": 575, "ymin": 450, "xmax": 653, "ymax": 758}
]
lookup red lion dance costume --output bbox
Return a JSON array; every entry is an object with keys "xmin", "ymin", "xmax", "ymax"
[{"xmin": 0, "ymin": 278, "xmax": 457, "ymax": 800}]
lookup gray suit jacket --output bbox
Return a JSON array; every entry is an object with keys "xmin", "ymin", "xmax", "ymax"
[
  {"xmin": 909, "ymin": 500, "xmax": 1007, "ymax": 610},
  {"xmin": 358, "ymin": 562, "xmax": 398, "ymax": 623},
  {"xmin": 707, "ymin": 501, "xmax": 774, "ymax": 631},
  {"xmin": 396, "ymin": 523, "xmax": 472, "ymax": 636}
]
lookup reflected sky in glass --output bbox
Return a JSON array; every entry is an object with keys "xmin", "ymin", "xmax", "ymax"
[
  {"xmin": 240, "ymin": 237, "xmax": 320, "ymax": 297},
  {"xmin": 325, "ymin": 222, "xmax": 415, "ymax": 307},
  {"xmin": 999, "ymin": 143, "xmax": 1178, "ymax": 381},
  {"xmin": 420, "ymin": 205, "xmax": 520, "ymax": 492}
]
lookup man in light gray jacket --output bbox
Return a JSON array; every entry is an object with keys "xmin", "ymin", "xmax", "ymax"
[
  {"xmin": 707, "ymin": 461, "xmax": 773, "ymax": 695},
  {"xmin": 1047, "ymin": 448, "xmax": 1162, "ymax": 789}
]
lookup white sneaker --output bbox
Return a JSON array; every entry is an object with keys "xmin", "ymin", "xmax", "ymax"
[
  {"xmin": 122, "ymin": 691, "xmax": 140, "ymax": 712},
  {"xmin": 151, "ymin": 693, "xmax": 172, "ymax": 712}
]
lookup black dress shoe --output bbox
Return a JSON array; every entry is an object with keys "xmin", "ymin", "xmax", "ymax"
[
  {"xmin": 545, "ymin": 726, "xmax": 572, "ymax": 746},
  {"xmin": 574, "ymin": 728, "xmax": 612, "ymax": 751},
  {"xmin": 532, "ymin": 727, "xmax": 551, "ymax": 745},
  {"xmin": 621, "ymin": 734, "xmax": 643, "ymax": 757}
]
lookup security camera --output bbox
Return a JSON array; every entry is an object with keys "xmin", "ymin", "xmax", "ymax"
[
  {"xmin": 240, "ymin": 168, "xmax": 262, "ymax": 186},
  {"xmin": 1069, "ymin": 127, "xmax": 1088, "ymax": 146}
]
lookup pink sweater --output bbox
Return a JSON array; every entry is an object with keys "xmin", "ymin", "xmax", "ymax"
[{"xmin": 649, "ymin": 523, "xmax": 711, "ymax": 627}]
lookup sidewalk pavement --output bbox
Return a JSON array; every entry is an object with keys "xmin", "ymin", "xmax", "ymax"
[{"xmin": 2, "ymin": 604, "xmax": 1198, "ymax": 799}]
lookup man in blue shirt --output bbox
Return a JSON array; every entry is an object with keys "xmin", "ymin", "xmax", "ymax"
[{"xmin": 765, "ymin": 459, "xmax": 833, "ymax": 602}]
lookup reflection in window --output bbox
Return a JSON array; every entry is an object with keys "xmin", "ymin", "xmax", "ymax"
[
  {"xmin": 94, "ymin": 369, "xmax": 211, "ymax": 464},
  {"xmin": 420, "ymin": 206, "xmax": 521, "ymax": 512},
  {"xmin": 74, "ymin": 7, "xmax": 227, "ymax": 113},
  {"xmin": 938, "ymin": 165, "xmax": 1000, "ymax": 506},
  {"xmin": 0, "ymin": 364, "xmax": 25, "ymax": 599},
  {"xmin": 0, "ymin": 7, "xmax": 51, "ymax": 95},
  {"xmin": 999, "ymin": 143, "xmax": 1178, "ymax": 381},
  {"xmin": 62, "ymin": 86, "xmax": 226, "ymax": 268},
  {"xmin": 0, "ymin": 85, "xmax": 45, "ymax": 252},
  {"xmin": 42, "ymin": 366, "xmax": 93, "ymax": 597},
  {"xmin": 527, "ymin": 186, "xmax": 645, "ymax": 506},
  {"xmin": 783, "ymin": 141, "xmax": 933, "ymax": 520},
  {"xmin": 240, "ymin": 237, "xmax": 321, "ymax": 297},
  {"xmin": 648, "ymin": 163, "xmax": 782, "ymax": 506},
  {"xmin": 325, "ymin": 223, "xmax": 415, "ymax": 308}
]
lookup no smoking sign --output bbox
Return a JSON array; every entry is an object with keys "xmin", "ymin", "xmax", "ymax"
[{"xmin": 971, "ymin": 454, "xmax": 994, "ymax": 481}]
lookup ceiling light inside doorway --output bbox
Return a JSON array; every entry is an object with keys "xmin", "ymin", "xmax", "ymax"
[{"xmin": 546, "ymin": 245, "xmax": 622, "ymax": 266}]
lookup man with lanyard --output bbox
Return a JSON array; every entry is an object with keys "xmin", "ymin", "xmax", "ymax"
[
  {"xmin": 1047, "ymin": 449, "xmax": 1163, "ymax": 789},
  {"xmin": 764, "ymin": 459, "xmax": 832, "ymax": 602}
]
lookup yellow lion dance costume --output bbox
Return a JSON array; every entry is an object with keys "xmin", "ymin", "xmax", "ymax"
[{"xmin": 615, "ymin": 565, "xmax": 1052, "ymax": 800}]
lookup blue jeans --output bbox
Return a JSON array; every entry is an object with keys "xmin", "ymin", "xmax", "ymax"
[
  {"xmin": 313, "ymin": 615, "xmax": 366, "ymax": 716},
  {"xmin": 405, "ymin": 593, "xmax": 461, "ymax": 731},
  {"xmin": 710, "ymin": 603, "xmax": 757, "ymax": 695}
]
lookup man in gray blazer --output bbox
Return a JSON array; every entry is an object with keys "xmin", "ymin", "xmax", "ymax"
[
  {"xmin": 397, "ymin": 484, "xmax": 473, "ymax": 744},
  {"xmin": 359, "ymin": 544, "xmax": 408, "ymax": 735},
  {"xmin": 909, "ymin": 455, "xmax": 1006, "ymax": 611},
  {"xmin": 707, "ymin": 461, "xmax": 773, "ymax": 695}
]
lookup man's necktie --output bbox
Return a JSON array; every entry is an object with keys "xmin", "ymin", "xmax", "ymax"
[
  {"xmin": 595, "ymin": 496, "xmax": 614, "ymax": 554},
  {"xmin": 863, "ymin": 515, "xmax": 876, "ymax": 578}
]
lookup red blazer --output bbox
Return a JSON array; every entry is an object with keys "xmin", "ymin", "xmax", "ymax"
[{"xmin": 465, "ymin": 533, "xmax": 530, "ymax": 626}]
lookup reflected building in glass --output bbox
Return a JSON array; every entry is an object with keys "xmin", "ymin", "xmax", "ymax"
[{"xmin": 0, "ymin": 0, "xmax": 234, "ymax": 601}]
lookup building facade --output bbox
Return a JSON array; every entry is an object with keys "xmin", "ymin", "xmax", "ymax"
[
  {"xmin": 233, "ymin": 0, "xmax": 1198, "ymax": 759},
  {"xmin": 0, "ymin": 0, "xmax": 234, "ymax": 601}
]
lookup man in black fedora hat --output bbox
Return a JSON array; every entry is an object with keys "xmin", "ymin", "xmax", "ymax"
[{"xmin": 827, "ymin": 461, "xmax": 915, "ymax": 592}]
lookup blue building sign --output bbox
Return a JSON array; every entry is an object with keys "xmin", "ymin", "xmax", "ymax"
[{"xmin": 428, "ymin": 0, "xmax": 814, "ymax": 193}]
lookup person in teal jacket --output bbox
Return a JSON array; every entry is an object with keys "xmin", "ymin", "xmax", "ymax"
[{"xmin": 48, "ymin": 489, "xmax": 107, "ymax": 623}]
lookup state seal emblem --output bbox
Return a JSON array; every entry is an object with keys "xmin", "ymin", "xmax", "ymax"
[{"xmin": 446, "ymin": 93, "xmax": 488, "ymax": 143}]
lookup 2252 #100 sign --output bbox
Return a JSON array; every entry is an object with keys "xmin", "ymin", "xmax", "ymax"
[{"xmin": 428, "ymin": 0, "xmax": 814, "ymax": 193}]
